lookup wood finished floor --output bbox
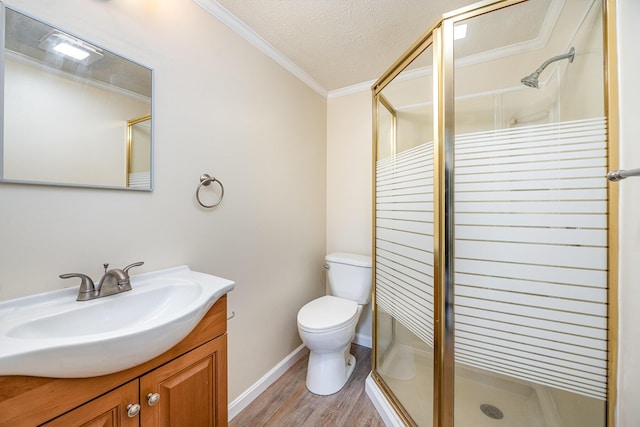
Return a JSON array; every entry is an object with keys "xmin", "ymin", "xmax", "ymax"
[{"xmin": 230, "ymin": 344, "xmax": 385, "ymax": 427}]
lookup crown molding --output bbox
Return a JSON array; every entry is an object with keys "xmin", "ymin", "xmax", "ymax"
[
  {"xmin": 193, "ymin": 0, "xmax": 328, "ymax": 98},
  {"xmin": 194, "ymin": 0, "xmax": 564, "ymax": 101},
  {"xmin": 327, "ymin": 79, "xmax": 376, "ymax": 99}
]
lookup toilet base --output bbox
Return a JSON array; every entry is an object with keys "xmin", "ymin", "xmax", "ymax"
[{"xmin": 305, "ymin": 346, "xmax": 357, "ymax": 395}]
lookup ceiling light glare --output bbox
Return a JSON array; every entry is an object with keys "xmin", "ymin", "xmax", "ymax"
[
  {"xmin": 38, "ymin": 32, "xmax": 104, "ymax": 65},
  {"xmin": 53, "ymin": 42, "xmax": 91, "ymax": 61},
  {"xmin": 454, "ymin": 24, "xmax": 467, "ymax": 40}
]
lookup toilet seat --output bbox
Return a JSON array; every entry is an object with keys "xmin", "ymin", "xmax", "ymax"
[{"xmin": 297, "ymin": 295, "xmax": 359, "ymax": 334}]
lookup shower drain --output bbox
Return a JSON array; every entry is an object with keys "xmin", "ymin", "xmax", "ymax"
[{"xmin": 480, "ymin": 404, "xmax": 504, "ymax": 420}]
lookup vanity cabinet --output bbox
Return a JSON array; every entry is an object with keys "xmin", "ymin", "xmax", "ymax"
[
  {"xmin": 42, "ymin": 380, "xmax": 139, "ymax": 427},
  {"xmin": 0, "ymin": 296, "xmax": 228, "ymax": 427},
  {"xmin": 140, "ymin": 336, "xmax": 226, "ymax": 426}
]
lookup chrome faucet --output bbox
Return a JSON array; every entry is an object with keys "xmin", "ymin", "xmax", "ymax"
[{"xmin": 60, "ymin": 262, "xmax": 144, "ymax": 301}]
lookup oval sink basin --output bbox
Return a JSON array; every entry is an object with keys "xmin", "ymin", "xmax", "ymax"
[{"xmin": 0, "ymin": 265, "xmax": 234, "ymax": 378}]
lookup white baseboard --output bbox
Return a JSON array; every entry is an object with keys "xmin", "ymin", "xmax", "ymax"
[
  {"xmin": 365, "ymin": 373, "xmax": 405, "ymax": 427},
  {"xmin": 228, "ymin": 344, "xmax": 308, "ymax": 421},
  {"xmin": 353, "ymin": 332, "xmax": 372, "ymax": 348}
]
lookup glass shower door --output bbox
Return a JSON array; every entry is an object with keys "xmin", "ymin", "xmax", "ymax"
[
  {"xmin": 371, "ymin": 1, "xmax": 614, "ymax": 425},
  {"xmin": 374, "ymin": 43, "xmax": 435, "ymax": 426},
  {"xmin": 451, "ymin": 1, "xmax": 608, "ymax": 426}
]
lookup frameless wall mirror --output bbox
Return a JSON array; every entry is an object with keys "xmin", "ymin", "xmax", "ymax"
[{"xmin": 0, "ymin": 4, "xmax": 153, "ymax": 190}]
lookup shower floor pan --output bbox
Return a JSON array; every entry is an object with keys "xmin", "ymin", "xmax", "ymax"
[{"xmin": 378, "ymin": 343, "xmax": 596, "ymax": 427}]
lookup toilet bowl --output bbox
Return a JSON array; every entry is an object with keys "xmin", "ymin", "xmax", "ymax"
[
  {"xmin": 297, "ymin": 296, "xmax": 362, "ymax": 395},
  {"xmin": 296, "ymin": 253, "xmax": 372, "ymax": 395}
]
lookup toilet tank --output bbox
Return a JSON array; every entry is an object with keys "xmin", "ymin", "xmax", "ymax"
[{"xmin": 325, "ymin": 252, "xmax": 372, "ymax": 304}]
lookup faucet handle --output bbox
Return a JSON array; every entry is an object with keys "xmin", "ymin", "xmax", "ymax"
[
  {"xmin": 59, "ymin": 273, "xmax": 96, "ymax": 301},
  {"xmin": 123, "ymin": 261, "xmax": 144, "ymax": 276}
]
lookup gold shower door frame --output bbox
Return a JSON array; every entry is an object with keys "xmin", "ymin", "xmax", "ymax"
[{"xmin": 370, "ymin": 1, "xmax": 619, "ymax": 426}]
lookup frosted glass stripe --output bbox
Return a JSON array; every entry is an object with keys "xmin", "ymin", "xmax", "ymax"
[
  {"xmin": 455, "ymin": 274, "xmax": 607, "ymax": 301},
  {"xmin": 455, "ymin": 354, "xmax": 606, "ymax": 394},
  {"xmin": 456, "ymin": 188, "xmax": 607, "ymax": 202},
  {"xmin": 455, "ymin": 259, "xmax": 607, "ymax": 289},
  {"xmin": 454, "ymin": 296, "xmax": 605, "ymax": 329},
  {"xmin": 456, "ymin": 157, "xmax": 606, "ymax": 175},
  {"xmin": 456, "ymin": 241, "xmax": 607, "ymax": 270},
  {"xmin": 455, "ymin": 167, "xmax": 606, "ymax": 182},
  {"xmin": 456, "ymin": 212, "xmax": 607, "ymax": 229},
  {"xmin": 128, "ymin": 172, "xmax": 150, "ymax": 189},
  {"xmin": 375, "ymin": 116, "xmax": 608, "ymax": 400},
  {"xmin": 456, "ymin": 119, "xmax": 606, "ymax": 143},
  {"xmin": 456, "ymin": 177, "xmax": 607, "ymax": 192},
  {"xmin": 456, "ymin": 225, "xmax": 606, "ymax": 246},
  {"xmin": 376, "ymin": 135, "xmax": 434, "ymax": 349},
  {"xmin": 453, "ymin": 117, "xmax": 608, "ymax": 400},
  {"xmin": 455, "ymin": 331, "xmax": 607, "ymax": 370},
  {"xmin": 456, "ymin": 286, "xmax": 606, "ymax": 315},
  {"xmin": 456, "ymin": 200, "xmax": 607, "ymax": 214},
  {"xmin": 456, "ymin": 151, "xmax": 607, "ymax": 171},
  {"xmin": 377, "ymin": 239, "xmax": 434, "ymax": 266},
  {"xmin": 455, "ymin": 315, "xmax": 606, "ymax": 350},
  {"xmin": 456, "ymin": 143, "xmax": 606, "ymax": 163},
  {"xmin": 456, "ymin": 135, "xmax": 606, "ymax": 157},
  {"xmin": 455, "ymin": 352, "xmax": 606, "ymax": 399},
  {"xmin": 455, "ymin": 345, "xmax": 608, "ymax": 380},
  {"xmin": 455, "ymin": 306, "xmax": 607, "ymax": 341},
  {"xmin": 377, "ymin": 260, "xmax": 434, "ymax": 291}
]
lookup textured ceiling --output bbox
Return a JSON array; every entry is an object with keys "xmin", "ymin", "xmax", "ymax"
[
  {"xmin": 203, "ymin": 0, "xmax": 560, "ymax": 94},
  {"xmin": 214, "ymin": 0, "xmax": 481, "ymax": 92}
]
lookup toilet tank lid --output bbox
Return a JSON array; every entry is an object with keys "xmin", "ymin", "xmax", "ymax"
[{"xmin": 325, "ymin": 252, "xmax": 372, "ymax": 267}]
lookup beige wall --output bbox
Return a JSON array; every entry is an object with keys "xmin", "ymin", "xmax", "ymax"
[
  {"xmin": 326, "ymin": 90, "xmax": 373, "ymax": 341},
  {"xmin": 0, "ymin": 0, "xmax": 326, "ymax": 403},
  {"xmin": 326, "ymin": 90, "xmax": 372, "ymax": 256}
]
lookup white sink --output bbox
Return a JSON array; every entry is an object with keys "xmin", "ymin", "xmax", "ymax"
[{"xmin": 0, "ymin": 265, "xmax": 234, "ymax": 378}]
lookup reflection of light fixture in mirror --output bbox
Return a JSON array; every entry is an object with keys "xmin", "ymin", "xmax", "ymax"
[
  {"xmin": 454, "ymin": 24, "xmax": 467, "ymax": 40},
  {"xmin": 38, "ymin": 33, "xmax": 104, "ymax": 64}
]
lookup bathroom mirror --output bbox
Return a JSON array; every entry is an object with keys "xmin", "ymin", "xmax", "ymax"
[{"xmin": 0, "ymin": 4, "xmax": 153, "ymax": 190}]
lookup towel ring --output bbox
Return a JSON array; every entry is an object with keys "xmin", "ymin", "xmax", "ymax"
[{"xmin": 196, "ymin": 174, "xmax": 224, "ymax": 208}]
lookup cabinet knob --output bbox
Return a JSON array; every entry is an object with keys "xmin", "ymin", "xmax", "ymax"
[
  {"xmin": 126, "ymin": 403, "xmax": 141, "ymax": 417},
  {"xmin": 147, "ymin": 392, "xmax": 161, "ymax": 406}
]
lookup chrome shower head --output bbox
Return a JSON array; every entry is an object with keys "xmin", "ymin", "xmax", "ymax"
[
  {"xmin": 521, "ymin": 47, "xmax": 575, "ymax": 89},
  {"xmin": 521, "ymin": 71, "xmax": 542, "ymax": 89}
]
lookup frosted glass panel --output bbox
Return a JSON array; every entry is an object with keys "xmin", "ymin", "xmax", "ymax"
[
  {"xmin": 375, "ymin": 44, "xmax": 434, "ymax": 427},
  {"xmin": 452, "ymin": 1, "xmax": 607, "ymax": 425},
  {"xmin": 454, "ymin": 118, "xmax": 608, "ymax": 399}
]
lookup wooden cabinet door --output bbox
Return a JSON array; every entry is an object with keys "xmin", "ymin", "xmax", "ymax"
[
  {"xmin": 42, "ymin": 380, "xmax": 140, "ymax": 427},
  {"xmin": 140, "ymin": 335, "xmax": 227, "ymax": 427}
]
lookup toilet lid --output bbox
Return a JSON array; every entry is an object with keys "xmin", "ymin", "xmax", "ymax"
[{"xmin": 298, "ymin": 295, "xmax": 359, "ymax": 333}]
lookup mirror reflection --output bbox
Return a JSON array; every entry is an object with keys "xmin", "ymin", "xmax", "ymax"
[
  {"xmin": 127, "ymin": 115, "xmax": 151, "ymax": 188},
  {"xmin": 1, "ymin": 5, "xmax": 153, "ymax": 190}
]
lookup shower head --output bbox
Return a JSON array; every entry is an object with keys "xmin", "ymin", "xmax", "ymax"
[
  {"xmin": 520, "ymin": 47, "xmax": 575, "ymax": 89},
  {"xmin": 521, "ymin": 71, "xmax": 542, "ymax": 89}
]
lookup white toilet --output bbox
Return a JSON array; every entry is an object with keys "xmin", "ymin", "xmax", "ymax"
[{"xmin": 297, "ymin": 252, "xmax": 372, "ymax": 395}]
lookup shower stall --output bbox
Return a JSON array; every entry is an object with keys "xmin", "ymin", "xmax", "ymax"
[{"xmin": 369, "ymin": 0, "xmax": 618, "ymax": 426}]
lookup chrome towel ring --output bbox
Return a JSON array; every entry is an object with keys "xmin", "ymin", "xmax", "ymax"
[{"xmin": 196, "ymin": 174, "xmax": 224, "ymax": 208}]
